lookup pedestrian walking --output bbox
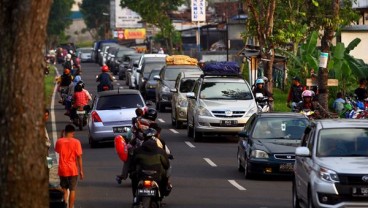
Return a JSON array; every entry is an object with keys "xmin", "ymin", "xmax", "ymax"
[{"xmin": 55, "ymin": 124, "xmax": 84, "ymax": 208}]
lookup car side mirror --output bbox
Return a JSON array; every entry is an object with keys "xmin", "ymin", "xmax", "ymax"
[
  {"xmin": 170, "ymin": 88, "xmax": 178, "ymax": 93},
  {"xmin": 153, "ymin": 75, "xmax": 160, "ymax": 81},
  {"xmin": 186, "ymin": 92, "xmax": 195, "ymax": 99},
  {"xmin": 238, "ymin": 131, "xmax": 249, "ymax": 138},
  {"xmin": 295, "ymin": 147, "xmax": 311, "ymax": 157}
]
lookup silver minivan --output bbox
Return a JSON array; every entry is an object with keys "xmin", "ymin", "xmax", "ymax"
[{"xmin": 170, "ymin": 71, "xmax": 203, "ymax": 128}]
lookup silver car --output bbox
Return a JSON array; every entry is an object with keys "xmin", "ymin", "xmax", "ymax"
[
  {"xmin": 187, "ymin": 76, "xmax": 257, "ymax": 142},
  {"xmin": 76, "ymin": 47, "xmax": 93, "ymax": 62},
  {"xmin": 170, "ymin": 71, "xmax": 203, "ymax": 128},
  {"xmin": 293, "ymin": 119, "xmax": 368, "ymax": 208},
  {"xmin": 88, "ymin": 89, "xmax": 146, "ymax": 148}
]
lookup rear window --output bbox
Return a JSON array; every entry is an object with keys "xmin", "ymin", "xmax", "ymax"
[
  {"xmin": 143, "ymin": 62, "xmax": 165, "ymax": 75},
  {"xmin": 164, "ymin": 67, "xmax": 201, "ymax": 81},
  {"xmin": 96, "ymin": 94, "xmax": 144, "ymax": 110},
  {"xmin": 180, "ymin": 79, "xmax": 196, "ymax": 93}
]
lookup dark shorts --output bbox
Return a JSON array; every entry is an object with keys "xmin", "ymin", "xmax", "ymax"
[{"xmin": 60, "ymin": 176, "xmax": 78, "ymax": 190}]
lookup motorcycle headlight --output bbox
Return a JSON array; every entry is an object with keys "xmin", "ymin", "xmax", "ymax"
[
  {"xmin": 162, "ymin": 85, "xmax": 170, "ymax": 93},
  {"xmin": 319, "ymin": 167, "xmax": 339, "ymax": 182},
  {"xmin": 198, "ymin": 106, "xmax": 212, "ymax": 117},
  {"xmin": 178, "ymin": 98, "xmax": 188, "ymax": 107},
  {"xmin": 251, "ymin": 150, "xmax": 269, "ymax": 158}
]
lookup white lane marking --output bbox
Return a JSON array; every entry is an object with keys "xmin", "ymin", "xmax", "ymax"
[
  {"xmin": 169, "ymin": 129, "xmax": 179, "ymax": 134},
  {"xmin": 51, "ymin": 67, "xmax": 60, "ymax": 163},
  {"xmin": 185, "ymin": 141, "xmax": 195, "ymax": 148},
  {"xmin": 228, "ymin": 180, "xmax": 246, "ymax": 191},
  {"xmin": 203, "ymin": 158, "xmax": 217, "ymax": 167},
  {"xmin": 158, "ymin": 118, "xmax": 165, "ymax": 123}
]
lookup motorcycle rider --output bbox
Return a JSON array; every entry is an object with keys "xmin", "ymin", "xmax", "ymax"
[
  {"xmin": 70, "ymin": 83, "xmax": 91, "ymax": 121},
  {"xmin": 295, "ymin": 90, "xmax": 329, "ymax": 119},
  {"xmin": 58, "ymin": 68, "xmax": 73, "ymax": 104},
  {"xmin": 129, "ymin": 128, "xmax": 170, "ymax": 206},
  {"xmin": 63, "ymin": 54, "xmax": 73, "ymax": 71},
  {"xmin": 96, "ymin": 65, "xmax": 114, "ymax": 92},
  {"xmin": 252, "ymin": 78, "xmax": 273, "ymax": 99},
  {"xmin": 287, "ymin": 76, "xmax": 306, "ymax": 111}
]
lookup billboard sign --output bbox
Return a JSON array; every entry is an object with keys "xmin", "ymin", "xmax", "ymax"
[
  {"xmin": 115, "ymin": 5, "xmax": 142, "ymax": 28},
  {"xmin": 191, "ymin": 0, "xmax": 206, "ymax": 22},
  {"xmin": 115, "ymin": 29, "xmax": 146, "ymax": 40}
]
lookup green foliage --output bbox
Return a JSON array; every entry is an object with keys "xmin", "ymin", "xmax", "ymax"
[
  {"xmin": 44, "ymin": 65, "xmax": 56, "ymax": 108},
  {"xmin": 47, "ymin": 0, "xmax": 73, "ymax": 42},
  {"xmin": 273, "ymin": 88, "xmax": 290, "ymax": 112},
  {"xmin": 80, "ymin": 0, "xmax": 110, "ymax": 40}
]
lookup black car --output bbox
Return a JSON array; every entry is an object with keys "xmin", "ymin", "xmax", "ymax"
[
  {"xmin": 237, "ymin": 112, "xmax": 309, "ymax": 179},
  {"xmin": 109, "ymin": 47, "xmax": 137, "ymax": 75}
]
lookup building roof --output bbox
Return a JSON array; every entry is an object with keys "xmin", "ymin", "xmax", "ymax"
[{"xmin": 342, "ymin": 25, "xmax": 368, "ymax": 32}]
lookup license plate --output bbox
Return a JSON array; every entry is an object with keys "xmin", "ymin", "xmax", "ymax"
[
  {"xmin": 137, "ymin": 189, "xmax": 156, "ymax": 197},
  {"xmin": 76, "ymin": 110, "xmax": 85, "ymax": 115},
  {"xmin": 279, "ymin": 163, "xmax": 294, "ymax": 172},
  {"xmin": 352, "ymin": 187, "xmax": 368, "ymax": 197},
  {"xmin": 113, "ymin": 126, "xmax": 127, "ymax": 133},
  {"xmin": 221, "ymin": 120, "xmax": 238, "ymax": 126}
]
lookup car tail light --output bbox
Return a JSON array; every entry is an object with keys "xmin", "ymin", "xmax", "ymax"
[
  {"xmin": 91, "ymin": 111, "xmax": 102, "ymax": 122},
  {"xmin": 143, "ymin": 180, "xmax": 152, "ymax": 188}
]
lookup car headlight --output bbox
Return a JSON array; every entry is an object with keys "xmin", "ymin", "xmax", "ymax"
[
  {"xmin": 198, "ymin": 106, "xmax": 212, "ymax": 117},
  {"xmin": 251, "ymin": 150, "xmax": 269, "ymax": 158},
  {"xmin": 178, "ymin": 98, "xmax": 188, "ymax": 107},
  {"xmin": 162, "ymin": 85, "xmax": 170, "ymax": 93},
  {"xmin": 245, "ymin": 106, "xmax": 257, "ymax": 116},
  {"xmin": 319, "ymin": 167, "xmax": 339, "ymax": 182}
]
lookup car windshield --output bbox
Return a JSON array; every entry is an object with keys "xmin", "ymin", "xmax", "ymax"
[
  {"xmin": 180, "ymin": 79, "xmax": 196, "ymax": 93},
  {"xmin": 96, "ymin": 94, "xmax": 144, "ymax": 110},
  {"xmin": 149, "ymin": 70, "xmax": 160, "ymax": 80},
  {"xmin": 164, "ymin": 68, "xmax": 200, "ymax": 81},
  {"xmin": 79, "ymin": 49, "xmax": 92, "ymax": 53},
  {"xmin": 252, "ymin": 117, "xmax": 309, "ymax": 139},
  {"xmin": 317, "ymin": 128, "xmax": 368, "ymax": 157},
  {"xmin": 199, "ymin": 82, "xmax": 253, "ymax": 100},
  {"xmin": 143, "ymin": 62, "xmax": 165, "ymax": 76}
]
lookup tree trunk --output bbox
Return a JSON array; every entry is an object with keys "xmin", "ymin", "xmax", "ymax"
[{"xmin": 0, "ymin": 0, "xmax": 52, "ymax": 208}]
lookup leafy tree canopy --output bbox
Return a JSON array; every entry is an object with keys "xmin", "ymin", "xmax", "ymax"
[
  {"xmin": 47, "ymin": 0, "xmax": 74, "ymax": 36},
  {"xmin": 80, "ymin": 0, "xmax": 110, "ymax": 40}
]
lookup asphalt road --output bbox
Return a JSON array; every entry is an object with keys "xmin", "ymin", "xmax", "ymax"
[{"xmin": 50, "ymin": 63, "xmax": 293, "ymax": 208}]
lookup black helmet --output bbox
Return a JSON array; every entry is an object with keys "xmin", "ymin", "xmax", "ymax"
[
  {"xmin": 143, "ymin": 128, "xmax": 157, "ymax": 140},
  {"xmin": 77, "ymin": 80, "xmax": 85, "ymax": 88},
  {"xmin": 144, "ymin": 108, "xmax": 157, "ymax": 121}
]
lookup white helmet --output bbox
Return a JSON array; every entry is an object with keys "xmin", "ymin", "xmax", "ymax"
[{"xmin": 66, "ymin": 54, "xmax": 72, "ymax": 60}]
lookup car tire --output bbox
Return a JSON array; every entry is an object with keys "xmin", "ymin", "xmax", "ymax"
[
  {"xmin": 292, "ymin": 180, "xmax": 301, "ymax": 208},
  {"xmin": 244, "ymin": 157, "xmax": 253, "ymax": 179},
  {"xmin": 193, "ymin": 124, "xmax": 202, "ymax": 142},
  {"xmin": 176, "ymin": 120, "xmax": 182, "ymax": 129},
  {"xmin": 307, "ymin": 188, "xmax": 315, "ymax": 208},
  {"xmin": 89, "ymin": 136, "xmax": 98, "ymax": 148},
  {"xmin": 237, "ymin": 149, "xmax": 245, "ymax": 172},
  {"xmin": 187, "ymin": 117, "xmax": 193, "ymax": 138},
  {"xmin": 159, "ymin": 103, "xmax": 165, "ymax": 112}
]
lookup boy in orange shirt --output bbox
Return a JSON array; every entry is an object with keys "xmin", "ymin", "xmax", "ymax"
[{"xmin": 55, "ymin": 124, "xmax": 84, "ymax": 208}]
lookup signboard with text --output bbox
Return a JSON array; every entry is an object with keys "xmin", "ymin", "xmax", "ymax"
[
  {"xmin": 115, "ymin": 29, "xmax": 146, "ymax": 40},
  {"xmin": 115, "ymin": 5, "xmax": 142, "ymax": 28},
  {"xmin": 191, "ymin": 0, "xmax": 206, "ymax": 22}
]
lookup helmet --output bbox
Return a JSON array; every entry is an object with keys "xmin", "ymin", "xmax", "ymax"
[
  {"xmin": 64, "ymin": 68, "xmax": 70, "ymax": 75},
  {"xmin": 66, "ymin": 54, "xmax": 72, "ymax": 60},
  {"xmin": 302, "ymin": 90, "xmax": 314, "ymax": 98},
  {"xmin": 256, "ymin": 79, "xmax": 265, "ymax": 84},
  {"xmin": 77, "ymin": 80, "xmax": 85, "ymax": 88},
  {"xmin": 143, "ymin": 128, "xmax": 157, "ymax": 140},
  {"xmin": 144, "ymin": 108, "xmax": 157, "ymax": 121},
  {"xmin": 101, "ymin": 65, "xmax": 109, "ymax": 72}
]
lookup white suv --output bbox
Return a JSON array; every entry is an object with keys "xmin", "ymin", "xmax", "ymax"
[
  {"xmin": 186, "ymin": 75, "xmax": 257, "ymax": 142},
  {"xmin": 293, "ymin": 119, "xmax": 368, "ymax": 208}
]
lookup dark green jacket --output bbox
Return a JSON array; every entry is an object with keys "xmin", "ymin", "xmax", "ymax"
[{"xmin": 130, "ymin": 139, "xmax": 169, "ymax": 181}]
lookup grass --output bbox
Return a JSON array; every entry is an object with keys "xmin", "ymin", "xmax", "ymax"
[
  {"xmin": 273, "ymin": 88, "xmax": 290, "ymax": 112},
  {"xmin": 44, "ymin": 65, "xmax": 57, "ymax": 108}
]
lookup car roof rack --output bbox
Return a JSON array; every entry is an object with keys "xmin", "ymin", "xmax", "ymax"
[{"xmin": 200, "ymin": 74, "xmax": 243, "ymax": 78}]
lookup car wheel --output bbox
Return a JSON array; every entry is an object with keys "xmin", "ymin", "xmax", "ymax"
[
  {"xmin": 307, "ymin": 188, "xmax": 315, "ymax": 208},
  {"xmin": 89, "ymin": 136, "xmax": 98, "ymax": 148},
  {"xmin": 187, "ymin": 117, "xmax": 193, "ymax": 138},
  {"xmin": 176, "ymin": 120, "xmax": 182, "ymax": 129},
  {"xmin": 193, "ymin": 123, "xmax": 202, "ymax": 142},
  {"xmin": 292, "ymin": 180, "xmax": 301, "ymax": 208},
  {"xmin": 159, "ymin": 103, "xmax": 165, "ymax": 112},
  {"xmin": 244, "ymin": 157, "xmax": 253, "ymax": 179},
  {"xmin": 237, "ymin": 149, "xmax": 245, "ymax": 172}
]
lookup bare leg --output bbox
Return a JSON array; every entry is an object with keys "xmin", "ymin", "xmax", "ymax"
[
  {"xmin": 62, "ymin": 188, "xmax": 68, "ymax": 204},
  {"xmin": 69, "ymin": 190, "xmax": 76, "ymax": 208}
]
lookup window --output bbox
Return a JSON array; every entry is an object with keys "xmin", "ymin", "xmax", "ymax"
[
  {"xmin": 97, "ymin": 94, "xmax": 144, "ymax": 110},
  {"xmin": 180, "ymin": 79, "xmax": 196, "ymax": 93},
  {"xmin": 199, "ymin": 82, "xmax": 253, "ymax": 100}
]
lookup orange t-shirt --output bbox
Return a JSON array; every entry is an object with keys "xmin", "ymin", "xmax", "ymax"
[{"xmin": 55, "ymin": 137, "xmax": 82, "ymax": 177}]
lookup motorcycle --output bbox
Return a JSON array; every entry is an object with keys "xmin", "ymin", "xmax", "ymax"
[
  {"xmin": 73, "ymin": 105, "xmax": 90, "ymax": 131},
  {"xmin": 135, "ymin": 170, "xmax": 163, "ymax": 208},
  {"xmin": 299, "ymin": 109, "xmax": 316, "ymax": 119},
  {"xmin": 255, "ymin": 93, "xmax": 270, "ymax": 112}
]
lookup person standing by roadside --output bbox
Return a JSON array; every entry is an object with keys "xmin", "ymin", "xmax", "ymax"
[
  {"xmin": 44, "ymin": 109, "xmax": 51, "ymax": 151},
  {"xmin": 55, "ymin": 125, "xmax": 84, "ymax": 208},
  {"xmin": 354, "ymin": 78, "xmax": 367, "ymax": 101},
  {"xmin": 287, "ymin": 76, "xmax": 306, "ymax": 110}
]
